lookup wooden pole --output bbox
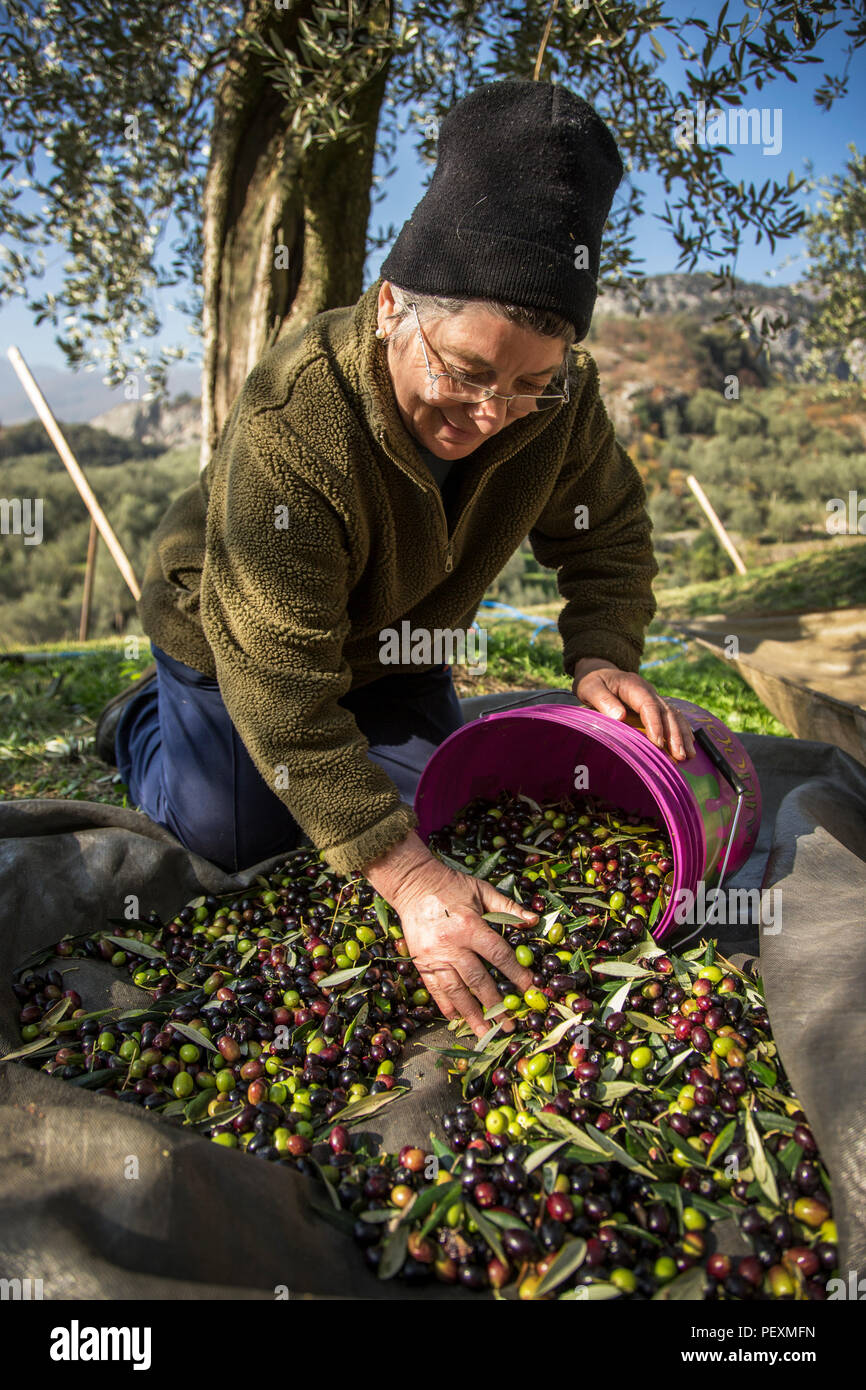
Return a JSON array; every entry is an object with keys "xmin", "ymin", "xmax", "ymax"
[
  {"xmin": 79, "ymin": 518, "xmax": 98, "ymax": 641},
  {"xmin": 6, "ymin": 345, "xmax": 141, "ymax": 600},
  {"xmin": 686, "ymin": 473, "xmax": 748, "ymax": 576}
]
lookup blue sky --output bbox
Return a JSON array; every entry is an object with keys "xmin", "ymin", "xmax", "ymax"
[{"xmin": 0, "ymin": 3, "xmax": 863, "ymax": 417}]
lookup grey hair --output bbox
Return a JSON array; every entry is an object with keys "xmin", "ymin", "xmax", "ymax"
[{"xmin": 382, "ymin": 282, "xmax": 577, "ymax": 363}]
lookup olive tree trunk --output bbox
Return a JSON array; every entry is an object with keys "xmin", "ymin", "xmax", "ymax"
[{"xmin": 199, "ymin": 0, "xmax": 391, "ymax": 469}]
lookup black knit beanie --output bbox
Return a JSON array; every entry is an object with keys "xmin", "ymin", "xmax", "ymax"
[{"xmin": 379, "ymin": 78, "xmax": 624, "ymax": 341}]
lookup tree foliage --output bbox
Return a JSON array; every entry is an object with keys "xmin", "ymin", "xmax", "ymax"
[
  {"xmin": 1, "ymin": 0, "xmax": 865, "ymax": 397},
  {"xmin": 803, "ymin": 143, "xmax": 866, "ymax": 374}
]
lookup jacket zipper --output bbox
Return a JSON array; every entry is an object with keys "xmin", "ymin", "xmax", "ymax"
[{"xmin": 376, "ymin": 427, "xmax": 528, "ymax": 576}]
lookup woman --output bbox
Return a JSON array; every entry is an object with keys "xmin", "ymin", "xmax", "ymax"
[{"xmin": 107, "ymin": 78, "xmax": 695, "ymax": 1038}]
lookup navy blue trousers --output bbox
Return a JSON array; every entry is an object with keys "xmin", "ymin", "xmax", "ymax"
[{"xmin": 115, "ymin": 643, "xmax": 464, "ymax": 874}]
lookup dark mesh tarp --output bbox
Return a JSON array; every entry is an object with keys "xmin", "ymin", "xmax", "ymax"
[{"xmin": 2, "ymin": 688, "xmax": 865, "ymax": 1299}]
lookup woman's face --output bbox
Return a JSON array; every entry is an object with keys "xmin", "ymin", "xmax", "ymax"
[{"xmin": 376, "ymin": 282, "xmax": 569, "ymax": 460}]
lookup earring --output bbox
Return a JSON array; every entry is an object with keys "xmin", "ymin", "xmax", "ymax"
[{"xmin": 375, "ymin": 326, "xmax": 386, "ymax": 339}]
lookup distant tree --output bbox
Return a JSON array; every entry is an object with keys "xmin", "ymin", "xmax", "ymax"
[
  {"xmin": 684, "ymin": 389, "xmax": 721, "ymax": 435},
  {"xmin": 804, "ymin": 144, "xmax": 866, "ymax": 379}
]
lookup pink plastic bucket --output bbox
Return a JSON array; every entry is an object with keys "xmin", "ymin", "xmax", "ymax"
[{"xmin": 414, "ymin": 697, "xmax": 762, "ymax": 943}]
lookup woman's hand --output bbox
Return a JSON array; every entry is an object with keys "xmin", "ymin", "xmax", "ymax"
[
  {"xmin": 364, "ymin": 833, "xmax": 538, "ymax": 1039},
  {"xmin": 572, "ymin": 657, "xmax": 696, "ymax": 761},
  {"xmin": 391, "ymin": 858, "xmax": 537, "ymax": 1038}
]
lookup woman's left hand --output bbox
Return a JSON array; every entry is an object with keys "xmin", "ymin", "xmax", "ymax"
[{"xmin": 572, "ymin": 657, "xmax": 697, "ymax": 762}]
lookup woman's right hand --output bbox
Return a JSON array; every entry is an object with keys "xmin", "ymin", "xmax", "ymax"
[{"xmin": 364, "ymin": 833, "xmax": 538, "ymax": 1039}]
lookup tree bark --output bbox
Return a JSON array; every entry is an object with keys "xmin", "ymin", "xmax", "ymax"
[{"xmin": 199, "ymin": 0, "xmax": 392, "ymax": 469}]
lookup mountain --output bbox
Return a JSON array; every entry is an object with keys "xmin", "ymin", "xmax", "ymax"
[
  {"xmin": 88, "ymin": 392, "xmax": 202, "ymax": 451},
  {"xmin": 585, "ymin": 271, "xmax": 862, "ymax": 439},
  {"xmin": 0, "ymin": 358, "xmax": 201, "ymax": 428}
]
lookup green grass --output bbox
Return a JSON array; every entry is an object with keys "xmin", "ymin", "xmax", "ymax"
[
  {"xmin": 655, "ymin": 540, "xmax": 866, "ymax": 620},
  {"xmin": 474, "ymin": 626, "xmax": 789, "ymax": 737},
  {"xmin": 0, "ymin": 638, "xmax": 154, "ymax": 804},
  {"xmin": 0, "ymin": 615, "xmax": 791, "ymax": 807}
]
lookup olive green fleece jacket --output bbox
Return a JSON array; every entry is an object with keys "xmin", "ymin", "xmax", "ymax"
[{"xmin": 137, "ymin": 277, "xmax": 658, "ymax": 877}]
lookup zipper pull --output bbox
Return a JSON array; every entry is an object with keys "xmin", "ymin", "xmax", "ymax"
[{"xmin": 444, "ymin": 542, "xmax": 454, "ymax": 574}]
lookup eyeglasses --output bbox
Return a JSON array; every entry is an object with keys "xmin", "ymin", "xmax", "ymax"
[{"xmin": 409, "ymin": 302, "xmax": 570, "ymax": 414}]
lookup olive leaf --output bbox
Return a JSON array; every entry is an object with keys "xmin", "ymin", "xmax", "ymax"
[
  {"xmin": 372, "ymin": 896, "xmax": 391, "ymax": 930},
  {"xmin": 464, "ymin": 1203, "xmax": 505, "ymax": 1263},
  {"xmin": 653, "ymin": 1265, "xmax": 707, "ymax": 1300},
  {"xmin": 602, "ymin": 981, "xmax": 632, "ymax": 1019},
  {"xmin": 624, "ymin": 1011, "xmax": 674, "ymax": 1035},
  {"xmin": 592, "ymin": 960, "xmax": 655, "ymax": 978},
  {"xmin": 474, "ymin": 1020, "xmax": 503, "ymax": 1051},
  {"xmin": 316, "ymin": 964, "xmax": 367, "ymax": 988},
  {"xmin": 744, "ymin": 1105, "xmax": 779, "ymax": 1206},
  {"xmin": 481, "ymin": 911, "xmax": 525, "ymax": 925},
  {"xmin": 53, "ymin": 1008, "xmax": 116, "ymax": 1033},
  {"xmin": 171, "ymin": 1022, "xmax": 218, "ymax": 1053},
  {"xmin": 528, "ymin": 1013, "xmax": 582, "ymax": 1055},
  {"xmin": 358, "ymin": 1208, "xmax": 397, "ymax": 1225},
  {"xmin": 155, "ymin": 1098, "xmax": 187, "ymax": 1116},
  {"xmin": 658, "ymin": 1120, "xmax": 712, "ymax": 1171},
  {"xmin": 473, "ymin": 848, "xmax": 504, "ymax": 879},
  {"xmin": 102, "ymin": 935, "xmax": 166, "ymax": 961},
  {"xmin": 754, "ymin": 1110, "xmax": 798, "ymax": 1135},
  {"xmin": 596, "ymin": 1080, "xmax": 649, "ymax": 1102},
  {"xmin": 778, "ymin": 1138, "xmax": 804, "ymax": 1176},
  {"xmin": 343, "ymin": 1001, "xmax": 368, "ymax": 1045},
  {"xmin": 534, "ymin": 1238, "xmax": 587, "ymax": 1298},
  {"xmin": 399, "ymin": 1178, "xmax": 461, "ymax": 1227},
  {"xmin": 748, "ymin": 1058, "xmax": 778, "ymax": 1087},
  {"xmin": 429, "ymin": 1134, "xmax": 456, "ymax": 1168},
  {"xmin": 707, "ymin": 1119, "xmax": 736, "ymax": 1167},
  {"xmin": 458, "ymin": 1032, "xmax": 514, "ymax": 1088},
  {"xmin": 540, "ymin": 908, "xmax": 563, "ymax": 936},
  {"xmin": 191, "ymin": 1103, "xmax": 241, "ymax": 1130},
  {"xmin": 377, "ymin": 1224, "xmax": 409, "ymax": 1280},
  {"xmin": 559, "ymin": 1281, "xmax": 621, "ymax": 1301},
  {"xmin": 418, "ymin": 1187, "xmax": 463, "ymax": 1239},
  {"xmin": 480, "ymin": 1209, "xmax": 531, "ymax": 1231},
  {"xmin": 308, "ymin": 1159, "xmax": 342, "ymax": 1211},
  {"xmin": 327, "ymin": 1087, "xmax": 408, "ymax": 1127},
  {"xmin": 39, "ymin": 997, "xmax": 72, "ymax": 1029},
  {"xmin": 0, "ymin": 1036, "xmax": 62, "ymax": 1064},
  {"xmin": 657, "ymin": 1049, "xmax": 692, "ymax": 1081},
  {"xmin": 431, "ymin": 851, "xmax": 470, "ymax": 875},
  {"xmin": 536, "ymin": 1112, "xmax": 653, "ymax": 1178}
]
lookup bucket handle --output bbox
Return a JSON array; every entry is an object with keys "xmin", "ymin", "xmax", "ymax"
[
  {"xmin": 694, "ymin": 726, "xmax": 747, "ymax": 891},
  {"xmin": 477, "ymin": 691, "xmax": 570, "ymax": 719}
]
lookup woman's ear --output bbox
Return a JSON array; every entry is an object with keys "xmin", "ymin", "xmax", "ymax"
[{"xmin": 377, "ymin": 280, "xmax": 398, "ymax": 337}]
